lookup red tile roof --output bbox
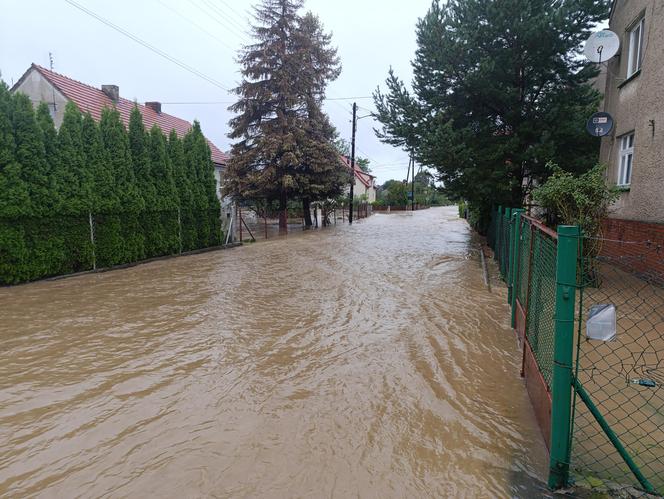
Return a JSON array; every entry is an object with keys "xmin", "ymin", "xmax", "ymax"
[
  {"xmin": 24, "ymin": 64, "xmax": 228, "ymax": 165},
  {"xmin": 339, "ymin": 155, "xmax": 376, "ymax": 189}
]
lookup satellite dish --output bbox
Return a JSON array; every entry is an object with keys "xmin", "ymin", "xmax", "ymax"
[
  {"xmin": 586, "ymin": 112, "xmax": 614, "ymax": 137},
  {"xmin": 584, "ymin": 30, "xmax": 620, "ymax": 63}
]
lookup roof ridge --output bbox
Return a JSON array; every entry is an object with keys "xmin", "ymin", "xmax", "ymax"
[
  {"xmin": 26, "ymin": 63, "xmax": 228, "ymax": 164},
  {"xmin": 32, "ymin": 63, "xmax": 111, "ymax": 99},
  {"xmin": 33, "ymin": 63, "xmax": 190, "ymax": 126}
]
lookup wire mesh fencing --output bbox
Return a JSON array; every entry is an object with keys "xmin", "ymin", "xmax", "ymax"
[
  {"xmin": 571, "ymin": 242, "xmax": 664, "ymax": 496},
  {"xmin": 487, "ymin": 207, "xmax": 664, "ymax": 494},
  {"xmin": 524, "ymin": 226, "xmax": 558, "ymax": 388}
]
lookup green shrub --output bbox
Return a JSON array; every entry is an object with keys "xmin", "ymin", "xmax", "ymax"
[{"xmin": 533, "ymin": 162, "xmax": 619, "ymax": 256}]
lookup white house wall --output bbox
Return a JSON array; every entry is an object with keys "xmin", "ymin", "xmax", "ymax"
[{"xmin": 13, "ymin": 68, "xmax": 68, "ymax": 127}]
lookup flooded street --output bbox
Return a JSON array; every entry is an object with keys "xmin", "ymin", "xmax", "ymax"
[{"xmin": 0, "ymin": 206, "xmax": 548, "ymax": 497}]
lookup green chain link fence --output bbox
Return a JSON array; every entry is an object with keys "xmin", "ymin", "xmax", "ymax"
[
  {"xmin": 571, "ymin": 245, "xmax": 664, "ymax": 495},
  {"xmin": 487, "ymin": 207, "xmax": 663, "ymax": 496}
]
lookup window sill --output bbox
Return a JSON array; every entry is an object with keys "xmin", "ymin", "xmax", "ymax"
[
  {"xmin": 617, "ymin": 185, "xmax": 631, "ymax": 192},
  {"xmin": 618, "ymin": 70, "xmax": 641, "ymax": 89}
]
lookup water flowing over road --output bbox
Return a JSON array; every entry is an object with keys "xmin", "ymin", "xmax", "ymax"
[{"xmin": 0, "ymin": 206, "xmax": 549, "ymax": 497}]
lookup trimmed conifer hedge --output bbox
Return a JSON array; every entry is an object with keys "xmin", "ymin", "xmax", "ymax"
[{"xmin": 0, "ymin": 82, "xmax": 222, "ymax": 285}]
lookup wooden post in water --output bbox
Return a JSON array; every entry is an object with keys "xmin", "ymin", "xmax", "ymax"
[{"xmin": 239, "ymin": 206, "xmax": 243, "ymax": 243}]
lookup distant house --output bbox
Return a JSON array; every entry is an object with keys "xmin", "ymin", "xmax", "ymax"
[
  {"xmin": 11, "ymin": 63, "xmax": 229, "ymax": 200},
  {"xmin": 339, "ymin": 155, "xmax": 377, "ymax": 203}
]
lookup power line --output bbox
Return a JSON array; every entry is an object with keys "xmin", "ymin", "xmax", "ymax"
[
  {"xmin": 63, "ymin": 0, "xmax": 232, "ymax": 93},
  {"xmin": 156, "ymin": 0, "xmax": 238, "ymax": 54},
  {"xmin": 199, "ymin": 0, "xmax": 249, "ymax": 35},
  {"xmin": 186, "ymin": 0, "xmax": 250, "ymax": 43},
  {"xmin": 159, "ymin": 95, "xmax": 371, "ymax": 105},
  {"xmin": 330, "ymin": 96, "xmax": 373, "ymax": 101},
  {"xmin": 218, "ymin": 0, "xmax": 252, "ymax": 25}
]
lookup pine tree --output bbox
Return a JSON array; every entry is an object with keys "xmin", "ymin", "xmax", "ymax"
[
  {"xmin": 292, "ymin": 12, "xmax": 346, "ymax": 226},
  {"xmin": 373, "ymin": 0, "xmax": 608, "ymax": 228},
  {"xmin": 0, "ymin": 82, "xmax": 30, "ymax": 283},
  {"xmin": 225, "ymin": 0, "xmax": 306, "ymax": 231},
  {"xmin": 99, "ymin": 107, "xmax": 144, "ymax": 263},
  {"xmin": 168, "ymin": 129, "xmax": 196, "ymax": 251},
  {"xmin": 149, "ymin": 124, "xmax": 180, "ymax": 254}
]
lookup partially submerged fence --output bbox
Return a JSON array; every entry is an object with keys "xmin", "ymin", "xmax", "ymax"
[{"xmin": 489, "ymin": 206, "xmax": 664, "ymax": 495}]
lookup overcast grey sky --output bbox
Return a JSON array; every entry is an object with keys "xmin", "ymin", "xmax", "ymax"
[{"xmin": 1, "ymin": 0, "xmax": 434, "ymax": 184}]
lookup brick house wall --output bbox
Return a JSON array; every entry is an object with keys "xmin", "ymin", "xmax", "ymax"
[{"xmin": 601, "ymin": 218, "xmax": 664, "ymax": 281}]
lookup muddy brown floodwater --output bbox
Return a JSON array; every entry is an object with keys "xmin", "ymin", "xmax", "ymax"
[{"xmin": 0, "ymin": 206, "xmax": 550, "ymax": 497}]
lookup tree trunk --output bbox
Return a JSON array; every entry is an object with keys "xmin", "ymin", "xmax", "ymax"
[
  {"xmin": 302, "ymin": 198, "xmax": 312, "ymax": 228},
  {"xmin": 279, "ymin": 192, "xmax": 288, "ymax": 232}
]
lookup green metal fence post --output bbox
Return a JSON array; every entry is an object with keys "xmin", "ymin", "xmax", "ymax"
[
  {"xmin": 548, "ymin": 225, "xmax": 580, "ymax": 490},
  {"xmin": 495, "ymin": 206, "xmax": 503, "ymax": 255},
  {"xmin": 510, "ymin": 209, "xmax": 525, "ymax": 327},
  {"xmin": 503, "ymin": 208, "xmax": 512, "ymax": 278},
  {"xmin": 505, "ymin": 208, "xmax": 513, "ymax": 286}
]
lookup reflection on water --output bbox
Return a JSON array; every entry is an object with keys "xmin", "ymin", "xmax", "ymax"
[{"xmin": 0, "ymin": 206, "xmax": 548, "ymax": 497}]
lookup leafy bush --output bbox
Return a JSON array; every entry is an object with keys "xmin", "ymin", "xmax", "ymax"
[{"xmin": 533, "ymin": 162, "xmax": 619, "ymax": 255}]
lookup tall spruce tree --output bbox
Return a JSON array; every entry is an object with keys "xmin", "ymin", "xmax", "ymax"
[
  {"xmin": 0, "ymin": 83, "xmax": 30, "ymax": 284},
  {"xmin": 225, "ymin": 1, "xmax": 345, "ymax": 231},
  {"xmin": 99, "ymin": 107, "xmax": 144, "ymax": 263},
  {"xmin": 225, "ymin": 0, "xmax": 306, "ymax": 231},
  {"xmin": 373, "ymin": 0, "xmax": 608, "ymax": 228},
  {"xmin": 292, "ymin": 12, "xmax": 346, "ymax": 226},
  {"xmin": 149, "ymin": 124, "xmax": 180, "ymax": 254}
]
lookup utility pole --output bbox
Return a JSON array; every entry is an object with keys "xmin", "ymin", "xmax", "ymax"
[
  {"xmin": 410, "ymin": 152, "xmax": 415, "ymax": 211},
  {"xmin": 349, "ymin": 102, "xmax": 357, "ymax": 224}
]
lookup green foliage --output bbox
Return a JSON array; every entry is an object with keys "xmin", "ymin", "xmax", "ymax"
[
  {"xmin": 0, "ymin": 82, "xmax": 225, "ymax": 285},
  {"xmin": 100, "ymin": 107, "xmax": 145, "ymax": 262},
  {"xmin": 224, "ymin": 0, "xmax": 343, "ymax": 229},
  {"xmin": 168, "ymin": 129, "xmax": 196, "ymax": 252},
  {"xmin": 373, "ymin": 0, "xmax": 609, "ymax": 227},
  {"xmin": 533, "ymin": 162, "xmax": 619, "ymax": 245},
  {"xmin": 149, "ymin": 124, "xmax": 180, "ymax": 255},
  {"xmin": 380, "ymin": 179, "xmax": 409, "ymax": 206}
]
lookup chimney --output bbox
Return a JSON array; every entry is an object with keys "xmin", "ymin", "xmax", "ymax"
[
  {"xmin": 145, "ymin": 101, "xmax": 162, "ymax": 114},
  {"xmin": 101, "ymin": 84, "xmax": 119, "ymax": 101}
]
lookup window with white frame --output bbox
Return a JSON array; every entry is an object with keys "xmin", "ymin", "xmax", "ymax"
[
  {"xmin": 618, "ymin": 133, "xmax": 635, "ymax": 186},
  {"xmin": 627, "ymin": 18, "xmax": 645, "ymax": 78}
]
